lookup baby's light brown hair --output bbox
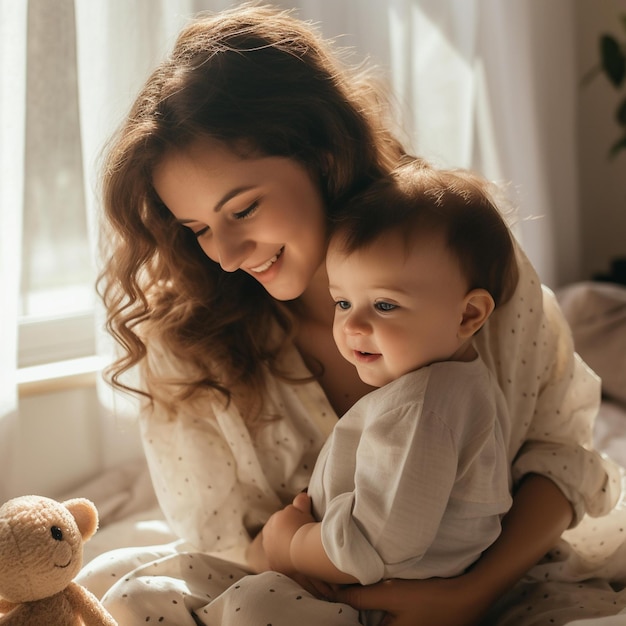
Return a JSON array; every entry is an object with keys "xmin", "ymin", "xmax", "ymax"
[{"xmin": 331, "ymin": 157, "xmax": 519, "ymax": 308}]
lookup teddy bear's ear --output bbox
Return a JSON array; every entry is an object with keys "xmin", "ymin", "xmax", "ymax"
[{"xmin": 64, "ymin": 498, "xmax": 99, "ymax": 541}]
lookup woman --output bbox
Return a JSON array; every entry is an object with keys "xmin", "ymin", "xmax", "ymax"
[{"xmin": 80, "ymin": 4, "xmax": 626, "ymax": 625}]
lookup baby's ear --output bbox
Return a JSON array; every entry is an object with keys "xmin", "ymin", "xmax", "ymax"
[{"xmin": 458, "ymin": 289, "xmax": 495, "ymax": 339}]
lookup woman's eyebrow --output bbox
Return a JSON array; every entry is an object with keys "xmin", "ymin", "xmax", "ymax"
[{"xmin": 175, "ymin": 185, "xmax": 257, "ymax": 224}]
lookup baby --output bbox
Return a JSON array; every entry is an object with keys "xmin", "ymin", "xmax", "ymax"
[{"xmin": 263, "ymin": 157, "xmax": 520, "ymax": 625}]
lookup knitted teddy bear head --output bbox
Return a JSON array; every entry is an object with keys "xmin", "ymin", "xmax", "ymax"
[
  {"xmin": 0, "ymin": 495, "xmax": 96, "ymax": 604},
  {"xmin": 0, "ymin": 495, "xmax": 117, "ymax": 625}
]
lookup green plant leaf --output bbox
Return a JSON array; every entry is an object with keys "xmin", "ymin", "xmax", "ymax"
[
  {"xmin": 609, "ymin": 134, "xmax": 626, "ymax": 158},
  {"xmin": 601, "ymin": 34, "xmax": 626, "ymax": 86}
]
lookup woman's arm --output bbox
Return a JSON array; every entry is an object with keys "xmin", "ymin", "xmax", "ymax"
[
  {"xmin": 334, "ymin": 473, "xmax": 573, "ymax": 626},
  {"xmin": 461, "ymin": 473, "xmax": 573, "ymax": 613}
]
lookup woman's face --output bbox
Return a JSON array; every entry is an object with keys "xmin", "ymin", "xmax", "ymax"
[{"xmin": 153, "ymin": 137, "xmax": 328, "ymax": 301}]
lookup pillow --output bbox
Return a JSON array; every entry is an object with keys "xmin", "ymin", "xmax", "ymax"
[{"xmin": 557, "ymin": 281, "xmax": 626, "ymax": 407}]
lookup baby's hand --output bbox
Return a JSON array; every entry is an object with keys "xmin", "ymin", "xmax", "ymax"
[
  {"xmin": 263, "ymin": 493, "xmax": 315, "ymax": 573},
  {"xmin": 291, "ymin": 491, "xmax": 314, "ymax": 515}
]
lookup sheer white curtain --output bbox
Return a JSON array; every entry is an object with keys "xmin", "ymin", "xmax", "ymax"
[
  {"xmin": 476, "ymin": 0, "xmax": 581, "ymax": 288},
  {"xmin": 381, "ymin": 0, "xmax": 580, "ymax": 288},
  {"xmin": 0, "ymin": 1, "xmax": 27, "ymax": 504}
]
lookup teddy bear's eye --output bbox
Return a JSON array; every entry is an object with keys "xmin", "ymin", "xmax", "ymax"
[{"xmin": 50, "ymin": 526, "xmax": 63, "ymax": 541}]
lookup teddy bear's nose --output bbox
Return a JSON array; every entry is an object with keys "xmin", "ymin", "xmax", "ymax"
[{"xmin": 51, "ymin": 526, "xmax": 63, "ymax": 541}]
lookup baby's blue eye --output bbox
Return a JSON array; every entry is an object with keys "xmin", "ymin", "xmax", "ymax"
[
  {"xmin": 375, "ymin": 301, "xmax": 397, "ymax": 312},
  {"xmin": 335, "ymin": 300, "xmax": 351, "ymax": 310}
]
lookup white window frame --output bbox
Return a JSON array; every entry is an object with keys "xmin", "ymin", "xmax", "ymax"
[{"xmin": 18, "ymin": 312, "xmax": 96, "ymax": 369}]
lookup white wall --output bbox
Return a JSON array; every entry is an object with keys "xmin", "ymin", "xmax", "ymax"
[
  {"xmin": 12, "ymin": 384, "xmax": 143, "ymax": 499},
  {"xmin": 575, "ymin": 0, "xmax": 626, "ymax": 281}
]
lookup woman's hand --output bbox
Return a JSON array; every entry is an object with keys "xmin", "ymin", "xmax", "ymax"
[{"xmin": 333, "ymin": 575, "xmax": 486, "ymax": 626}]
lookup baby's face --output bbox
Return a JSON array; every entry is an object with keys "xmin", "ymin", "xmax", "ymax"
[{"xmin": 327, "ymin": 230, "xmax": 470, "ymax": 387}]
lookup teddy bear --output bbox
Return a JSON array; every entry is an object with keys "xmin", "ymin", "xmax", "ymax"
[{"xmin": 0, "ymin": 495, "xmax": 117, "ymax": 626}]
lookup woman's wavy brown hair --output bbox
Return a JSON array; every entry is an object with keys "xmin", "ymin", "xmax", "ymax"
[{"xmin": 98, "ymin": 3, "xmax": 404, "ymax": 422}]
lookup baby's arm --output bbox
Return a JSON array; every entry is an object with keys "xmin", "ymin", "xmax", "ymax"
[{"xmin": 263, "ymin": 492, "xmax": 358, "ymax": 584}]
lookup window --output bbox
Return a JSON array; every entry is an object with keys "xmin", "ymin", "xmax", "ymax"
[{"xmin": 18, "ymin": 0, "xmax": 96, "ymax": 369}]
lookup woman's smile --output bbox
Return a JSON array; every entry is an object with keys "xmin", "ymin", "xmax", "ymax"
[{"xmin": 248, "ymin": 246, "xmax": 284, "ymax": 274}]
